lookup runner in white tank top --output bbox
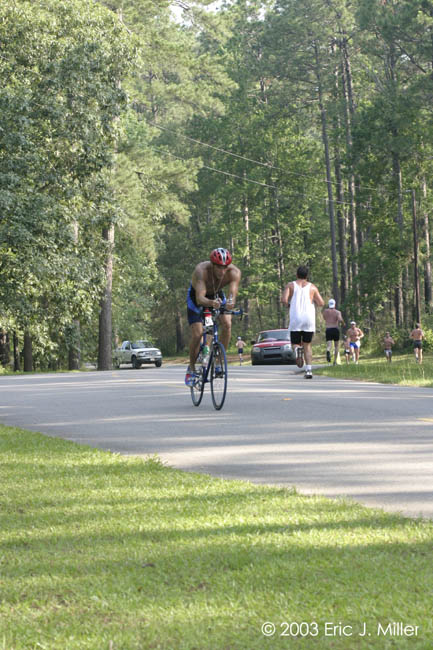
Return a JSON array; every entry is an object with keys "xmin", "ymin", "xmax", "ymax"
[
  {"xmin": 289, "ymin": 282, "xmax": 316, "ymax": 332},
  {"xmin": 281, "ymin": 265, "xmax": 324, "ymax": 379}
]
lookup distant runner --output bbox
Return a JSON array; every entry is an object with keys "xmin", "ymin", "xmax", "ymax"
[
  {"xmin": 346, "ymin": 321, "xmax": 364, "ymax": 364},
  {"xmin": 342, "ymin": 336, "xmax": 351, "ymax": 364},
  {"xmin": 410, "ymin": 323, "xmax": 424, "ymax": 364},
  {"xmin": 322, "ymin": 299, "xmax": 345, "ymax": 365},
  {"xmin": 236, "ymin": 336, "xmax": 246, "ymax": 365},
  {"xmin": 383, "ymin": 332, "xmax": 395, "ymax": 363},
  {"xmin": 281, "ymin": 265, "xmax": 324, "ymax": 379}
]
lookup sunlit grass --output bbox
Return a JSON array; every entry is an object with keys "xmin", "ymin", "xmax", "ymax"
[
  {"xmin": 316, "ymin": 353, "xmax": 433, "ymax": 387},
  {"xmin": 1, "ymin": 424, "xmax": 433, "ymax": 649}
]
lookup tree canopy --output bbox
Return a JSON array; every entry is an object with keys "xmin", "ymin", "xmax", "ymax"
[{"xmin": 1, "ymin": 0, "xmax": 433, "ymax": 368}]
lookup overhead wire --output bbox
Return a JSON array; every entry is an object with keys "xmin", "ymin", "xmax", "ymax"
[
  {"xmin": 138, "ymin": 146, "xmax": 377, "ymax": 209},
  {"xmin": 141, "ymin": 114, "xmax": 395, "ymax": 198}
]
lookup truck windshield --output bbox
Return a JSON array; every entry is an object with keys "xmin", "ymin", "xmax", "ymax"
[
  {"xmin": 258, "ymin": 331, "xmax": 290, "ymax": 342},
  {"xmin": 132, "ymin": 341, "xmax": 152, "ymax": 349}
]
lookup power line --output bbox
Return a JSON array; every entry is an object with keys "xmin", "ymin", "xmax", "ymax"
[
  {"xmin": 143, "ymin": 116, "xmax": 393, "ymax": 197},
  {"xmin": 144, "ymin": 147, "xmax": 277, "ymax": 189},
  {"xmin": 138, "ymin": 146, "xmax": 376, "ymax": 209}
]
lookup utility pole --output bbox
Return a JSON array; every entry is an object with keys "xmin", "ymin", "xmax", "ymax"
[{"xmin": 412, "ymin": 189, "xmax": 421, "ymax": 324}]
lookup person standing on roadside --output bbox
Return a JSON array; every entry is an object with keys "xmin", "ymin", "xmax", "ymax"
[
  {"xmin": 346, "ymin": 321, "xmax": 364, "ymax": 364},
  {"xmin": 322, "ymin": 299, "xmax": 345, "ymax": 365},
  {"xmin": 281, "ymin": 265, "xmax": 324, "ymax": 379},
  {"xmin": 410, "ymin": 323, "xmax": 424, "ymax": 364},
  {"xmin": 383, "ymin": 332, "xmax": 395, "ymax": 363}
]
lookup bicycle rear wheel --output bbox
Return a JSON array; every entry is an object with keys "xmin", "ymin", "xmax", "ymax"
[
  {"xmin": 210, "ymin": 342, "xmax": 227, "ymax": 410},
  {"xmin": 190, "ymin": 352, "xmax": 205, "ymax": 407}
]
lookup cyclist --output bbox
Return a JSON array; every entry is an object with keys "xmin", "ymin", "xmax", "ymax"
[
  {"xmin": 281, "ymin": 265, "xmax": 324, "ymax": 379},
  {"xmin": 185, "ymin": 248, "xmax": 241, "ymax": 386}
]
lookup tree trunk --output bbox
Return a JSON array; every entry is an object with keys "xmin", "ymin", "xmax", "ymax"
[
  {"xmin": 98, "ymin": 224, "xmax": 114, "ymax": 370},
  {"xmin": 13, "ymin": 331, "xmax": 20, "ymax": 372},
  {"xmin": 332, "ymin": 57, "xmax": 348, "ymax": 310},
  {"xmin": 241, "ymin": 179, "xmax": 250, "ymax": 332},
  {"xmin": 411, "ymin": 189, "xmax": 421, "ymax": 324},
  {"xmin": 314, "ymin": 41, "xmax": 339, "ymax": 304},
  {"xmin": 270, "ymin": 187, "xmax": 286, "ymax": 327},
  {"xmin": 392, "ymin": 151, "xmax": 404, "ymax": 326},
  {"xmin": 23, "ymin": 331, "xmax": 33, "ymax": 372},
  {"xmin": 422, "ymin": 178, "xmax": 432, "ymax": 312},
  {"xmin": 175, "ymin": 308, "xmax": 185, "ymax": 353},
  {"xmin": 340, "ymin": 41, "xmax": 359, "ymax": 308},
  {"xmin": 0, "ymin": 330, "xmax": 10, "ymax": 367},
  {"xmin": 68, "ymin": 220, "xmax": 81, "ymax": 370},
  {"xmin": 68, "ymin": 321, "xmax": 81, "ymax": 370}
]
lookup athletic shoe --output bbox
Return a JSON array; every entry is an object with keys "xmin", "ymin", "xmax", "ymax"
[
  {"xmin": 326, "ymin": 350, "xmax": 331, "ymax": 363},
  {"xmin": 185, "ymin": 368, "xmax": 197, "ymax": 386},
  {"xmin": 305, "ymin": 370, "xmax": 313, "ymax": 379},
  {"xmin": 296, "ymin": 347, "xmax": 304, "ymax": 368}
]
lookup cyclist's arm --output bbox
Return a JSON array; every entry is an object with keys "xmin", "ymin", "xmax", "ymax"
[
  {"xmin": 225, "ymin": 267, "xmax": 241, "ymax": 307},
  {"xmin": 192, "ymin": 267, "xmax": 220, "ymax": 309}
]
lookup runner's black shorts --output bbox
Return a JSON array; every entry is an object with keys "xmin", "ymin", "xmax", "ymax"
[
  {"xmin": 326, "ymin": 327, "xmax": 340, "ymax": 342},
  {"xmin": 413, "ymin": 340, "xmax": 422, "ymax": 349},
  {"xmin": 290, "ymin": 331, "xmax": 314, "ymax": 344}
]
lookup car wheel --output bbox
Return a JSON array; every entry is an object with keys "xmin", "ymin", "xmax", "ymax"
[
  {"xmin": 155, "ymin": 360, "xmax": 162, "ymax": 367},
  {"xmin": 251, "ymin": 358, "xmax": 260, "ymax": 366},
  {"xmin": 131, "ymin": 356, "xmax": 140, "ymax": 369},
  {"xmin": 113, "ymin": 359, "xmax": 120, "ymax": 369}
]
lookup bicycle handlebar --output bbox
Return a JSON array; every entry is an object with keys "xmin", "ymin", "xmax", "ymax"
[{"xmin": 214, "ymin": 306, "xmax": 243, "ymax": 318}]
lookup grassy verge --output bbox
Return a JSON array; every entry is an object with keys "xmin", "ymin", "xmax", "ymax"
[
  {"xmin": 1, "ymin": 425, "xmax": 433, "ymax": 649},
  {"xmin": 315, "ymin": 354, "xmax": 433, "ymax": 387}
]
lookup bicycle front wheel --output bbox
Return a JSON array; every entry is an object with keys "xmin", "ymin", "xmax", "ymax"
[
  {"xmin": 210, "ymin": 342, "xmax": 227, "ymax": 410},
  {"xmin": 190, "ymin": 365, "xmax": 205, "ymax": 407}
]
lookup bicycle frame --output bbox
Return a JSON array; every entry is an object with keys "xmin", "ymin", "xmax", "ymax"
[
  {"xmin": 190, "ymin": 306, "xmax": 243, "ymax": 410},
  {"xmin": 200, "ymin": 310, "xmax": 222, "ymax": 383}
]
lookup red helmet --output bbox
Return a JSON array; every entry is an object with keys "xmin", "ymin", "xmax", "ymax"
[{"xmin": 210, "ymin": 248, "xmax": 232, "ymax": 266}]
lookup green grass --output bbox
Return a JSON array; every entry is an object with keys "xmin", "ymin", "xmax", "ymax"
[
  {"xmin": 315, "ymin": 353, "xmax": 433, "ymax": 387},
  {"xmin": 1, "ymin": 425, "xmax": 433, "ymax": 648}
]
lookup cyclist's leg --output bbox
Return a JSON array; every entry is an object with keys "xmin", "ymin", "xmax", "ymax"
[
  {"xmin": 186, "ymin": 307, "xmax": 203, "ymax": 386},
  {"xmin": 188, "ymin": 321, "xmax": 203, "ymax": 372},
  {"xmin": 218, "ymin": 313, "xmax": 232, "ymax": 352}
]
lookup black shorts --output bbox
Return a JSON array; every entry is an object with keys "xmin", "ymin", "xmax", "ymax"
[
  {"xmin": 290, "ymin": 331, "xmax": 314, "ymax": 344},
  {"xmin": 326, "ymin": 327, "xmax": 340, "ymax": 342},
  {"xmin": 237, "ymin": 348, "xmax": 244, "ymax": 355},
  {"xmin": 413, "ymin": 340, "xmax": 422, "ymax": 349}
]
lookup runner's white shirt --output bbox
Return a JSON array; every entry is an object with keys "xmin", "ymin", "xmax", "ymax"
[{"xmin": 289, "ymin": 282, "xmax": 316, "ymax": 332}]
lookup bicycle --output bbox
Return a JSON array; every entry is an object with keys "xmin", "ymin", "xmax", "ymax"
[{"xmin": 190, "ymin": 306, "xmax": 243, "ymax": 410}]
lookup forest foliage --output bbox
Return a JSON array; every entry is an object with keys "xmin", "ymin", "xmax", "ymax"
[{"xmin": 1, "ymin": 0, "xmax": 433, "ymax": 369}]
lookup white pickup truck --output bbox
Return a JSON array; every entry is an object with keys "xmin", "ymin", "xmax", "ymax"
[{"xmin": 113, "ymin": 340, "xmax": 163, "ymax": 369}]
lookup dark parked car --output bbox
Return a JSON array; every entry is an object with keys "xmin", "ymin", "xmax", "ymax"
[{"xmin": 251, "ymin": 329, "xmax": 296, "ymax": 365}]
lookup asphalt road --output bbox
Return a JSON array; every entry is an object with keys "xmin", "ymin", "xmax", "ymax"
[{"xmin": 1, "ymin": 364, "xmax": 433, "ymax": 519}]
